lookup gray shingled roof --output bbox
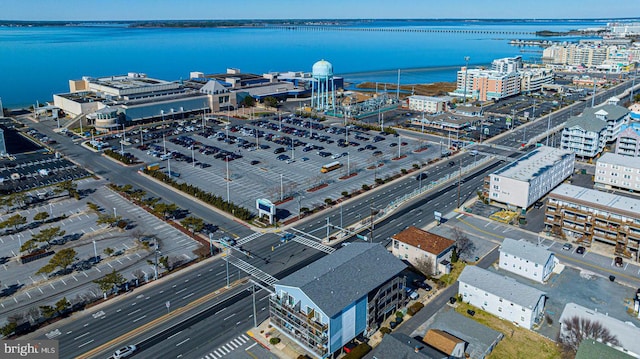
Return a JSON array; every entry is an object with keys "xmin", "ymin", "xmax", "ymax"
[
  {"xmin": 364, "ymin": 333, "xmax": 447, "ymax": 359},
  {"xmin": 276, "ymin": 243, "xmax": 406, "ymax": 318},
  {"xmin": 425, "ymin": 309, "xmax": 504, "ymax": 359},
  {"xmin": 458, "ymin": 266, "xmax": 546, "ymax": 309},
  {"xmin": 582, "ymin": 104, "xmax": 629, "ymax": 121},
  {"xmin": 564, "ymin": 115, "xmax": 607, "ymax": 133},
  {"xmin": 500, "ymin": 238, "xmax": 554, "ymax": 266}
]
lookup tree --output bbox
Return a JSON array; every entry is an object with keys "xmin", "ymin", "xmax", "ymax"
[
  {"xmin": 31, "ymin": 226, "xmax": 65, "ymax": 246},
  {"xmin": 20, "ymin": 240, "xmax": 39, "ymax": 254},
  {"xmin": 33, "ymin": 211, "xmax": 50, "ymax": 222},
  {"xmin": 129, "ymin": 189, "xmax": 146, "ymax": 203},
  {"xmin": 55, "ymin": 180, "xmax": 78, "ymax": 198},
  {"xmin": 153, "ymin": 202, "xmax": 178, "ymax": 219},
  {"xmin": 96, "ymin": 213, "xmax": 120, "ymax": 227},
  {"xmin": 3, "ymin": 214, "xmax": 27, "ymax": 232},
  {"xmin": 86, "ymin": 202, "xmax": 100, "ymax": 213},
  {"xmin": 55, "ymin": 297, "xmax": 70, "ymax": 314},
  {"xmin": 103, "ymin": 247, "xmax": 114, "ymax": 257},
  {"xmin": 451, "ymin": 227, "xmax": 474, "ymax": 258},
  {"xmin": 39, "ymin": 305, "xmax": 56, "ymax": 319},
  {"xmin": 36, "ymin": 248, "xmax": 77, "ymax": 274},
  {"xmin": 181, "ymin": 216, "xmax": 204, "ymax": 234},
  {"xmin": 263, "ymin": 96, "xmax": 279, "ymax": 108},
  {"xmin": 93, "ymin": 270, "xmax": 126, "ymax": 298},
  {"xmin": 241, "ymin": 96, "xmax": 256, "ymax": 107},
  {"xmin": 560, "ymin": 316, "xmax": 620, "ymax": 353},
  {"xmin": 414, "ymin": 256, "xmax": 435, "ymax": 277}
]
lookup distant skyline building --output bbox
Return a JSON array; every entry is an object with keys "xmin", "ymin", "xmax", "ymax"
[
  {"xmin": 0, "ymin": 128, "xmax": 6, "ymax": 156},
  {"xmin": 491, "ymin": 56, "xmax": 523, "ymax": 73}
]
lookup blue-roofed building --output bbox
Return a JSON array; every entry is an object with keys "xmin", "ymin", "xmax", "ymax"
[
  {"xmin": 269, "ymin": 243, "xmax": 407, "ymax": 359},
  {"xmin": 458, "ymin": 266, "xmax": 547, "ymax": 330},
  {"xmin": 499, "ymin": 238, "xmax": 556, "ymax": 283}
]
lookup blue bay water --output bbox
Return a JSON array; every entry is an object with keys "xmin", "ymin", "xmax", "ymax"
[{"xmin": 0, "ymin": 20, "xmax": 604, "ymax": 107}]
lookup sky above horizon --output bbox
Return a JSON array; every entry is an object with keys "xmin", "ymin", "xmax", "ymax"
[{"xmin": 2, "ymin": 0, "xmax": 640, "ymax": 21}]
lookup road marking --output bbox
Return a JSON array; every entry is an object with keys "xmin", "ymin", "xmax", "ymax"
[
  {"xmin": 246, "ymin": 342, "xmax": 257, "ymax": 350},
  {"xmin": 176, "ymin": 338, "xmax": 190, "ymax": 346},
  {"xmin": 128, "ymin": 309, "xmax": 141, "ymax": 316},
  {"xmin": 133, "ymin": 315, "xmax": 147, "ymax": 323},
  {"xmin": 182, "ymin": 293, "xmax": 195, "ymax": 300},
  {"xmin": 38, "ymin": 287, "xmax": 43, "ymax": 294},
  {"xmin": 74, "ymin": 332, "xmax": 90, "ymax": 340},
  {"xmin": 176, "ymin": 288, "xmax": 188, "ymax": 294},
  {"xmin": 95, "ymin": 267, "xmax": 102, "ymax": 273},
  {"xmin": 167, "ymin": 331, "xmax": 182, "ymax": 340},
  {"xmin": 25, "ymin": 291, "xmax": 31, "ymax": 299},
  {"xmin": 78, "ymin": 340, "xmax": 94, "ymax": 348},
  {"xmin": 223, "ymin": 313, "xmax": 236, "ymax": 321},
  {"xmin": 216, "ymin": 308, "xmax": 227, "ymax": 315}
]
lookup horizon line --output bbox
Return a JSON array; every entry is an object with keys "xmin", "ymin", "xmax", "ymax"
[{"xmin": 1, "ymin": 17, "xmax": 640, "ymax": 22}]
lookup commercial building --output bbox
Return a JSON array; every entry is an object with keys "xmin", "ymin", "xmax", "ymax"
[
  {"xmin": 54, "ymin": 72, "xmax": 211, "ymax": 131},
  {"xmin": 391, "ymin": 226, "xmax": 455, "ymax": 276},
  {"xmin": 544, "ymin": 183, "xmax": 640, "ymax": 259},
  {"xmin": 269, "ymin": 243, "xmax": 406, "ymax": 359},
  {"xmin": 560, "ymin": 303, "xmax": 640, "ymax": 358},
  {"xmin": 616, "ymin": 123, "xmax": 640, "ymax": 157},
  {"xmin": 484, "ymin": 146, "xmax": 575, "ymax": 209},
  {"xmin": 458, "ymin": 266, "xmax": 547, "ymax": 330},
  {"xmin": 407, "ymin": 95, "xmax": 448, "ymax": 114},
  {"xmin": 560, "ymin": 98, "xmax": 628, "ymax": 158},
  {"xmin": 595, "ymin": 152, "xmax": 640, "ymax": 192},
  {"xmin": 499, "ymin": 238, "xmax": 556, "ymax": 283}
]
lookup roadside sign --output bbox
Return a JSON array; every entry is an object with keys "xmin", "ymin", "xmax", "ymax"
[
  {"xmin": 166, "ymin": 301, "xmax": 170, "ymax": 309},
  {"xmin": 356, "ymin": 234, "xmax": 368, "ymax": 241}
]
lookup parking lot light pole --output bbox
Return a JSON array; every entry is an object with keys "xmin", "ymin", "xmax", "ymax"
[
  {"xmin": 191, "ymin": 146, "xmax": 195, "ymax": 167},
  {"xmin": 113, "ymin": 207, "xmax": 117, "ymax": 218},
  {"xmin": 347, "ymin": 152, "xmax": 350, "ymax": 175},
  {"xmin": 92, "ymin": 240, "xmax": 98, "ymax": 259},
  {"xmin": 154, "ymin": 250, "xmax": 160, "ymax": 280},
  {"xmin": 280, "ymin": 174, "xmax": 284, "ymax": 201},
  {"xmin": 209, "ymin": 233, "xmax": 214, "ymax": 257},
  {"xmin": 49, "ymin": 203, "xmax": 53, "ymax": 216},
  {"xmin": 226, "ymin": 156, "xmax": 230, "ymax": 203}
]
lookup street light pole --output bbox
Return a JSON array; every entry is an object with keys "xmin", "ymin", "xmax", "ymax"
[
  {"xmin": 252, "ymin": 282, "xmax": 258, "ymax": 328},
  {"xmin": 209, "ymin": 233, "xmax": 214, "ymax": 257},
  {"xmin": 226, "ymin": 156, "xmax": 230, "ymax": 203},
  {"xmin": 280, "ymin": 174, "xmax": 284, "ymax": 201},
  {"xmin": 456, "ymin": 158, "xmax": 462, "ymax": 208},
  {"xmin": 154, "ymin": 250, "xmax": 160, "ymax": 280},
  {"xmin": 225, "ymin": 246, "xmax": 230, "ymax": 288}
]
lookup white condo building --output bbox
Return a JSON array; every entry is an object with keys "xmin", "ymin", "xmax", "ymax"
[
  {"xmin": 458, "ymin": 266, "xmax": 546, "ymax": 330},
  {"xmin": 499, "ymin": 238, "xmax": 556, "ymax": 283},
  {"xmin": 486, "ymin": 146, "xmax": 575, "ymax": 209},
  {"xmin": 491, "ymin": 56, "xmax": 523, "ymax": 73},
  {"xmin": 595, "ymin": 152, "xmax": 640, "ymax": 192},
  {"xmin": 407, "ymin": 95, "xmax": 448, "ymax": 114}
]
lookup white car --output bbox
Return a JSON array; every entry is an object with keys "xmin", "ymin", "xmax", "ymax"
[
  {"xmin": 113, "ymin": 345, "xmax": 137, "ymax": 358},
  {"xmin": 331, "ymin": 153, "xmax": 342, "ymax": 159}
]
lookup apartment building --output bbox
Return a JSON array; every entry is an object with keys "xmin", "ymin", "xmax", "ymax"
[
  {"xmin": 543, "ymin": 44, "xmax": 609, "ymax": 68},
  {"xmin": 269, "ymin": 243, "xmax": 406, "ymax": 359},
  {"xmin": 545, "ymin": 183, "xmax": 640, "ymax": 259},
  {"xmin": 391, "ymin": 226, "xmax": 455, "ymax": 276},
  {"xmin": 499, "ymin": 238, "xmax": 556, "ymax": 283},
  {"xmin": 407, "ymin": 95, "xmax": 448, "ymax": 114},
  {"xmin": 485, "ymin": 146, "xmax": 575, "ymax": 209},
  {"xmin": 560, "ymin": 99, "xmax": 628, "ymax": 158},
  {"xmin": 458, "ymin": 266, "xmax": 547, "ymax": 330},
  {"xmin": 520, "ymin": 68, "xmax": 555, "ymax": 93},
  {"xmin": 492, "ymin": 56, "xmax": 523, "ymax": 73},
  {"xmin": 451, "ymin": 68, "xmax": 521, "ymax": 102},
  {"xmin": 595, "ymin": 152, "xmax": 640, "ymax": 192}
]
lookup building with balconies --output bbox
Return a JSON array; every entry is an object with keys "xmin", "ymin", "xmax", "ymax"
[
  {"xmin": 269, "ymin": 243, "xmax": 406, "ymax": 359},
  {"xmin": 520, "ymin": 68, "xmax": 555, "ymax": 93},
  {"xmin": 485, "ymin": 146, "xmax": 575, "ymax": 210},
  {"xmin": 407, "ymin": 95, "xmax": 448, "ymax": 114},
  {"xmin": 616, "ymin": 123, "xmax": 640, "ymax": 157},
  {"xmin": 544, "ymin": 183, "xmax": 640, "ymax": 260},
  {"xmin": 561, "ymin": 99, "xmax": 628, "ymax": 158}
]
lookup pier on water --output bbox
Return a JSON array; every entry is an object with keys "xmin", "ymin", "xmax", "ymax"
[{"xmin": 272, "ymin": 26, "xmax": 535, "ymax": 35}]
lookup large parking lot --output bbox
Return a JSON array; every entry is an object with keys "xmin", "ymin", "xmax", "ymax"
[{"xmin": 126, "ymin": 115, "xmax": 441, "ymax": 220}]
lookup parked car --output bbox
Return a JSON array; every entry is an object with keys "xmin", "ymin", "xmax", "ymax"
[
  {"xmin": 615, "ymin": 256, "xmax": 624, "ymax": 267},
  {"xmin": 562, "ymin": 243, "xmax": 573, "ymax": 251},
  {"xmin": 576, "ymin": 246, "xmax": 586, "ymax": 254},
  {"xmin": 534, "ymin": 201, "xmax": 544, "ymax": 209},
  {"xmin": 250, "ymin": 160, "xmax": 260, "ymax": 165}
]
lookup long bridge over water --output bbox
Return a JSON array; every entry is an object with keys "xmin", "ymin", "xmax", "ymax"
[{"xmin": 271, "ymin": 26, "xmax": 536, "ymax": 35}]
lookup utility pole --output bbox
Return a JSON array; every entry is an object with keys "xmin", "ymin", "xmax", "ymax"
[
  {"xmin": 546, "ymin": 114, "xmax": 552, "ymax": 146},
  {"xmin": 456, "ymin": 158, "xmax": 462, "ymax": 208},
  {"xmin": 396, "ymin": 69, "xmax": 401, "ymax": 100},
  {"xmin": 369, "ymin": 207, "xmax": 378, "ymax": 243}
]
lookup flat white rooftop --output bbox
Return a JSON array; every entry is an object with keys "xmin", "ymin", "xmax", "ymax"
[
  {"xmin": 598, "ymin": 152, "xmax": 640, "ymax": 169},
  {"xmin": 494, "ymin": 146, "xmax": 574, "ymax": 182},
  {"xmin": 550, "ymin": 183, "xmax": 640, "ymax": 214}
]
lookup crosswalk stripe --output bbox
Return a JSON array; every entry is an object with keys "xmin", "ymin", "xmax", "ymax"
[
  {"xmin": 210, "ymin": 352, "xmax": 219, "ymax": 358},
  {"xmin": 237, "ymin": 336, "xmax": 247, "ymax": 344},
  {"xmin": 215, "ymin": 349, "xmax": 224, "ymax": 356},
  {"xmin": 224, "ymin": 344, "xmax": 234, "ymax": 351},
  {"xmin": 241, "ymin": 334, "xmax": 249, "ymax": 341},
  {"xmin": 233, "ymin": 338, "xmax": 243, "ymax": 346}
]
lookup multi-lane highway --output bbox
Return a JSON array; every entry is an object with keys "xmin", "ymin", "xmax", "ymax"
[{"xmin": 20, "ymin": 75, "xmax": 640, "ymax": 358}]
